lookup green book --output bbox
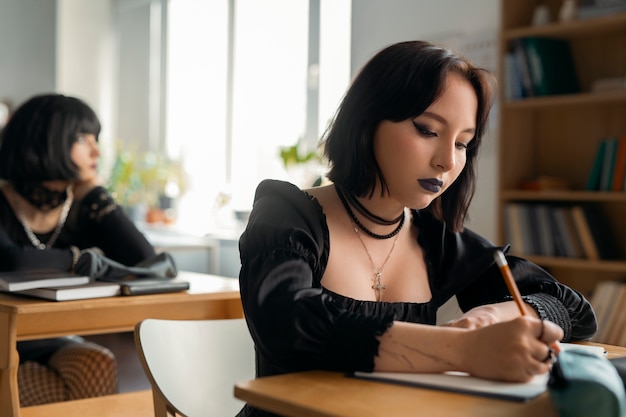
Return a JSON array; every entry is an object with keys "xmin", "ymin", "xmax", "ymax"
[
  {"xmin": 585, "ymin": 140, "xmax": 606, "ymax": 191},
  {"xmin": 521, "ymin": 37, "xmax": 579, "ymax": 96},
  {"xmin": 600, "ymin": 137, "xmax": 618, "ymax": 191}
]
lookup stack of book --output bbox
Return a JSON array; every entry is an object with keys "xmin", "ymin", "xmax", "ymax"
[
  {"xmin": 0, "ymin": 269, "xmax": 191, "ymax": 300},
  {"xmin": 585, "ymin": 136, "xmax": 626, "ymax": 191},
  {"xmin": 504, "ymin": 203, "xmax": 619, "ymax": 260},
  {"xmin": 504, "ymin": 36, "xmax": 579, "ymax": 100},
  {"xmin": 590, "ymin": 280, "xmax": 626, "ymax": 345},
  {"xmin": 0, "ymin": 270, "xmax": 120, "ymax": 301}
]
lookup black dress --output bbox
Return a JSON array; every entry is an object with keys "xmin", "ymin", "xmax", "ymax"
[
  {"xmin": 0, "ymin": 186, "xmax": 155, "ymax": 271},
  {"xmin": 237, "ymin": 180, "xmax": 597, "ymax": 417},
  {"xmin": 0, "ymin": 186, "xmax": 155, "ymax": 363}
]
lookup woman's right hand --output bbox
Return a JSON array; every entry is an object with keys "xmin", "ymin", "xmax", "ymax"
[{"xmin": 459, "ymin": 316, "xmax": 563, "ymax": 382}]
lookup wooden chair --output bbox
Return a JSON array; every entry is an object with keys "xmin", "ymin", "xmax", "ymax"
[
  {"xmin": 18, "ymin": 338, "xmax": 117, "ymax": 406},
  {"xmin": 134, "ymin": 318, "xmax": 255, "ymax": 417}
]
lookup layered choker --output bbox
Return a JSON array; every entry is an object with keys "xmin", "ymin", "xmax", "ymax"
[
  {"xmin": 12, "ymin": 182, "xmax": 70, "ymax": 211},
  {"xmin": 341, "ymin": 190, "xmax": 404, "ymax": 226},
  {"xmin": 15, "ymin": 185, "xmax": 74, "ymax": 250},
  {"xmin": 335, "ymin": 186, "xmax": 404, "ymax": 240}
]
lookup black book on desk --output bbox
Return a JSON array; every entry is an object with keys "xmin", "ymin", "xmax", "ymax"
[
  {"xmin": 17, "ymin": 281, "xmax": 121, "ymax": 301},
  {"xmin": 0, "ymin": 270, "xmax": 90, "ymax": 292},
  {"xmin": 97, "ymin": 275, "xmax": 190, "ymax": 295}
]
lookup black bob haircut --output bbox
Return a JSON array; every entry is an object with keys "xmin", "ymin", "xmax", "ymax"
[
  {"xmin": 0, "ymin": 93, "xmax": 101, "ymax": 183},
  {"xmin": 322, "ymin": 40, "xmax": 495, "ymax": 232}
]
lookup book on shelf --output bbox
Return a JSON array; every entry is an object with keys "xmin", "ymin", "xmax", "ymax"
[
  {"xmin": 608, "ymin": 288, "xmax": 626, "ymax": 346},
  {"xmin": 517, "ymin": 37, "xmax": 579, "ymax": 97},
  {"xmin": 585, "ymin": 136, "xmax": 626, "ymax": 191},
  {"xmin": 570, "ymin": 205, "xmax": 601, "ymax": 260},
  {"xmin": 517, "ymin": 204, "xmax": 535, "ymax": 256},
  {"xmin": 601, "ymin": 283, "xmax": 626, "ymax": 345},
  {"xmin": 534, "ymin": 204, "xmax": 555, "ymax": 257},
  {"xmin": 579, "ymin": 205, "xmax": 619, "ymax": 259},
  {"xmin": 592, "ymin": 281, "xmax": 626, "ymax": 344},
  {"xmin": 503, "ymin": 52, "xmax": 524, "ymax": 101},
  {"xmin": 504, "ymin": 203, "xmax": 527, "ymax": 255},
  {"xmin": 524, "ymin": 204, "xmax": 543, "ymax": 256},
  {"xmin": 548, "ymin": 206, "xmax": 570, "ymax": 258},
  {"xmin": 611, "ymin": 136, "xmax": 626, "ymax": 191},
  {"xmin": 600, "ymin": 137, "xmax": 618, "ymax": 191},
  {"xmin": 0, "ymin": 270, "xmax": 90, "ymax": 292},
  {"xmin": 589, "ymin": 280, "xmax": 617, "ymax": 343},
  {"xmin": 557, "ymin": 206, "xmax": 585, "ymax": 259},
  {"xmin": 512, "ymin": 39, "xmax": 535, "ymax": 98},
  {"xmin": 585, "ymin": 139, "xmax": 607, "ymax": 191},
  {"xmin": 503, "ymin": 203, "xmax": 616, "ymax": 260},
  {"xmin": 16, "ymin": 281, "xmax": 121, "ymax": 301}
]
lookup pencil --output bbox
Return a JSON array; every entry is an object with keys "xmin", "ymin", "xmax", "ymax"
[{"xmin": 493, "ymin": 249, "xmax": 561, "ymax": 354}]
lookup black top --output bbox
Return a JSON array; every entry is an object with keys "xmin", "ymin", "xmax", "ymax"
[
  {"xmin": 237, "ymin": 180, "xmax": 597, "ymax": 416},
  {"xmin": 0, "ymin": 186, "xmax": 155, "ymax": 272},
  {"xmin": 1, "ymin": 185, "xmax": 156, "ymax": 363}
]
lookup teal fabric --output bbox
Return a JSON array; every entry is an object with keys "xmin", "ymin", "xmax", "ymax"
[{"xmin": 549, "ymin": 348, "xmax": 626, "ymax": 417}]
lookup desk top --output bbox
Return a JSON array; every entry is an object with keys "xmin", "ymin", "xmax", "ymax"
[
  {"xmin": 234, "ymin": 343, "xmax": 626, "ymax": 417},
  {"xmin": 0, "ymin": 271, "xmax": 239, "ymax": 314},
  {"xmin": 0, "ymin": 271, "xmax": 242, "ymax": 340},
  {"xmin": 21, "ymin": 390, "xmax": 153, "ymax": 417}
]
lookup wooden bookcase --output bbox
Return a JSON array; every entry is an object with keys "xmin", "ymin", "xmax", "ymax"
[{"xmin": 497, "ymin": 0, "xmax": 626, "ymax": 298}]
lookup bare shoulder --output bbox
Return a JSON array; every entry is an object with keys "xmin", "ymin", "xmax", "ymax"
[{"xmin": 304, "ymin": 184, "xmax": 335, "ymax": 204}]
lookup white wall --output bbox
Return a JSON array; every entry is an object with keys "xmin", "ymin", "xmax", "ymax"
[
  {"xmin": 351, "ymin": 0, "xmax": 501, "ymax": 242},
  {"xmin": 56, "ymin": 0, "xmax": 116, "ymax": 164},
  {"xmin": 0, "ymin": 0, "xmax": 56, "ymax": 107}
]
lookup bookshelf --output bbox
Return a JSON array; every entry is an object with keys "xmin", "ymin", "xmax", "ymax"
[{"xmin": 497, "ymin": 0, "xmax": 626, "ymax": 301}]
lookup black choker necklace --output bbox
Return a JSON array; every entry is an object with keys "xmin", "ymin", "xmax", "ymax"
[
  {"xmin": 336, "ymin": 186, "xmax": 404, "ymax": 240},
  {"xmin": 342, "ymin": 191, "xmax": 404, "ymax": 226},
  {"xmin": 12, "ymin": 182, "xmax": 69, "ymax": 212}
]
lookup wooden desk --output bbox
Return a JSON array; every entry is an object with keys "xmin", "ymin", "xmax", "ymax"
[
  {"xmin": 21, "ymin": 390, "xmax": 154, "ymax": 417},
  {"xmin": 0, "ymin": 271, "xmax": 242, "ymax": 417},
  {"xmin": 234, "ymin": 343, "xmax": 626, "ymax": 417}
]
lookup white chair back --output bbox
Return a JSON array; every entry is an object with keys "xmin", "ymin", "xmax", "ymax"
[{"xmin": 135, "ymin": 318, "xmax": 255, "ymax": 417}]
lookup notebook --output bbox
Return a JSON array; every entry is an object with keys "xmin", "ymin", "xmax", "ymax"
[
  {"xmin": 0, "ymin": 270, "xmax": 90, "ymax": 292},
  {"xmin": 97, "ymin": 275, "xmax": 190, "ymax": 295},
  {"xmin": 351, "ymin": 370, "xmax": 549, "ymax": 402},
  {"xmin": 16, "ymin": 281, "xmax": 121, "ymax": 301},
  {"xmin": 351, "ymin": 343, "xmax": 606, "ymax": 402}
]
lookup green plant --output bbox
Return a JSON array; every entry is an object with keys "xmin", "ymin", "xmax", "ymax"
[
  {"xmin": 279, "ymin": 137, "xmax": 320, "ymax": 169},
  {"xmin": 107, "ymin": 142, "xmax": 187, "ymax": 208}
]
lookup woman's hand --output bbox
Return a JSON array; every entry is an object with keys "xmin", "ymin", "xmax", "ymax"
[
  {"xmin": 443, "ymin": 301, "xmax": 540, "ymax": 330},
  {"xmin": 443, "ymin": 304, "xmax": 500, "ymax": 329},
  {"xmin": 458, "ymin": 316, "xmax": 563, "ymax": 382}
]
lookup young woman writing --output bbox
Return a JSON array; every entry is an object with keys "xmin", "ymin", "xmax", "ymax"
[{"xmin": 237, "ymin": 40, "xmax": 596, "ymax": 417}]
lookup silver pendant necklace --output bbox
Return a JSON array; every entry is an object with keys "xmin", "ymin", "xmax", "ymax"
[{"xmin": 16, "ymin": 186, "xmax": 74, "ymax": 250}]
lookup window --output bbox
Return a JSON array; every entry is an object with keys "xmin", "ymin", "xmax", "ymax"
[{"xmin": 166, "ymin": 0, "xmax": 350, "ymax": 233}]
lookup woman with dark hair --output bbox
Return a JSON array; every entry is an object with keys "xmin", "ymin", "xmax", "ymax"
[
  {"xmin": 0, "ymin": 93, "xmax": 156, "ymax": 405},
  {"xmin": 237, "ymin": 41, "xmax": 596, "ymax": 416}
]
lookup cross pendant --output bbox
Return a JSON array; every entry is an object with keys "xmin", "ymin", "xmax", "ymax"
[{"xmin": 371, "ymin": 271, "xmax": 387, "ymax": 302}]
